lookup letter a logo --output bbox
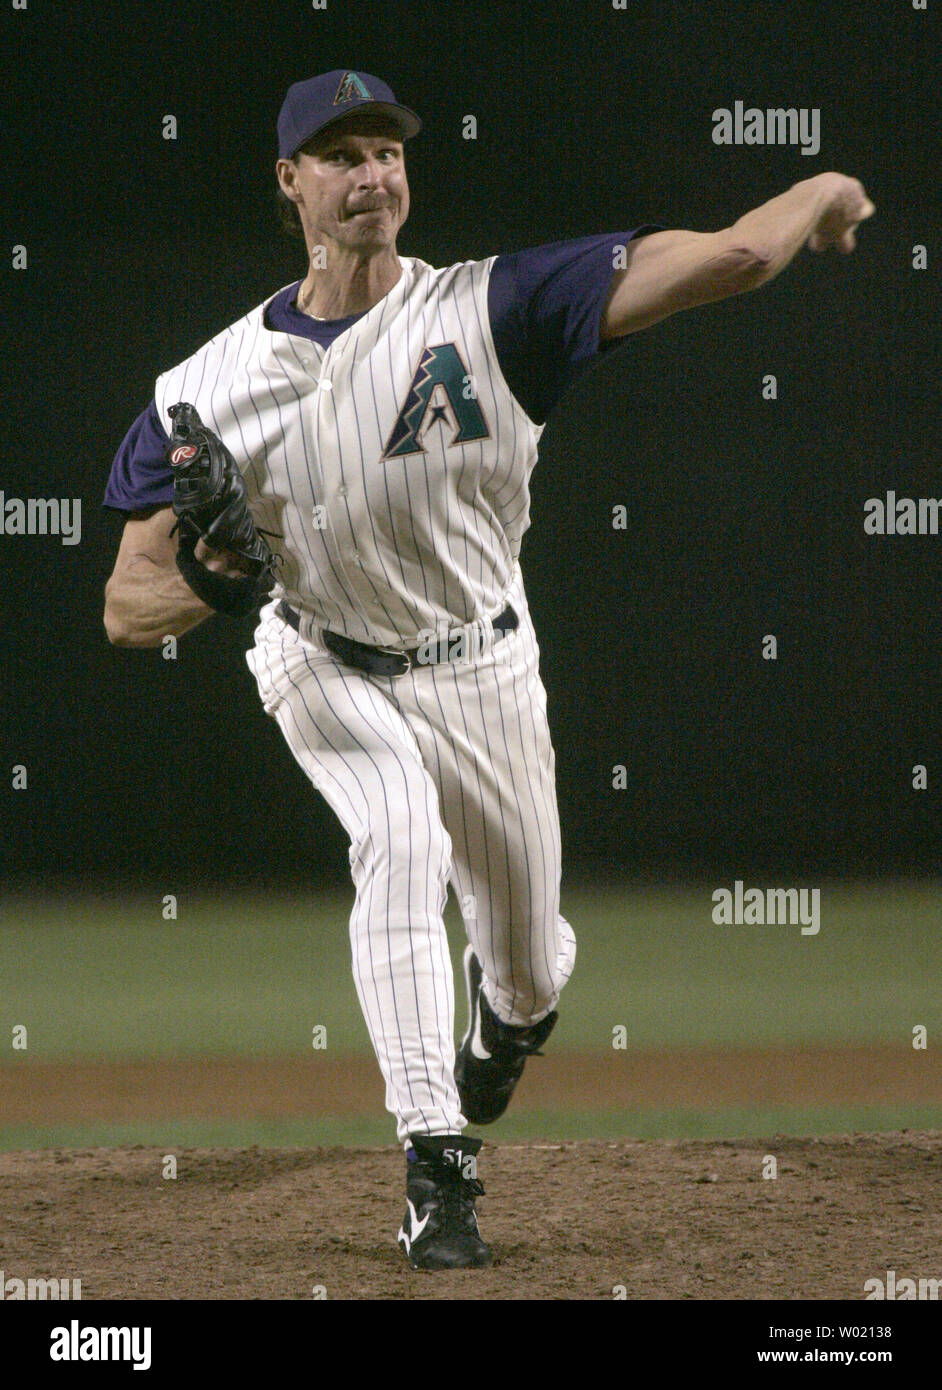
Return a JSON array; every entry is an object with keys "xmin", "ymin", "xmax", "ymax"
[
  {"xmin": 335, "ymin": 71, "xmax": 373, "ymax": 105},
  {"xmin": 384, "ymin": 344, "xmax": 490, "ymax": 458}
]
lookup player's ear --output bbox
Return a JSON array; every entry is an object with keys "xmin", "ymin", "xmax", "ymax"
[{"xmin": 275, "ymin": 158, "xmax": 303, "ymax": 203}]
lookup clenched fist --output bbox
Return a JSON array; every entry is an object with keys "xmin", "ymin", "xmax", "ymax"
[{"xmin": 808, "ymin": 173, "xmax": 876, "ymax": 254}]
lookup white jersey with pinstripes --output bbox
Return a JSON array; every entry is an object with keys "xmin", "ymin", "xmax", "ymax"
[
  {"xmin": 153, "ymin": 249, "xmax": 577, "ymax": 1144},
  {"xmin": 153, "ymin": 253, "xmax": 543, "ymax": 647}
]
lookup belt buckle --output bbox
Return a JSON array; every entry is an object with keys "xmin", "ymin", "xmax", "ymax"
[{"xmin": 376, "ymin": 646, "xmax": 412, "ymax": 679}]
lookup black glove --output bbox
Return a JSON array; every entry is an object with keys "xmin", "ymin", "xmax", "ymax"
[{"xmin": 167, "ymin": 402, "xmax": 277, "ymax": 617}]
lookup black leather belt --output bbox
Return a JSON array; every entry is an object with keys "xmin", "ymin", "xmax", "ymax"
[{"xmin": 276, "ymin": 600, "xmax": 518, "ymax": 678}]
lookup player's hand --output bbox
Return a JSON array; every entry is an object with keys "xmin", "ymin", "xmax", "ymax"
[
  {"xmin": 808, "ymin": 173, "xmax": 875, "ymax": 254},
  {"xmin": 194, "ymin": 537, "xmax": 255, "ymax": 575}
]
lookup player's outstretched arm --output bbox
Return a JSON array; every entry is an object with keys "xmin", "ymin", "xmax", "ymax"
[
  {"xmin": 601, "ymin": 171, "xmax": 875, "ymax": 340},
  {"xmin": 103, "ymin": 505, "xmax": 239, "ymax": 648}
]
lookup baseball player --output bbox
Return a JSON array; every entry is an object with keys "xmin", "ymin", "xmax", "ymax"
[{"xmin": 103, "ymin": 69, "xmax": 874, "ymax": 1271}]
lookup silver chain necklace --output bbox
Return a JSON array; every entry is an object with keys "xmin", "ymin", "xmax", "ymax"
[{"xmin": 296, "ymin": 284, "xmax": 325, "ymax": 320}]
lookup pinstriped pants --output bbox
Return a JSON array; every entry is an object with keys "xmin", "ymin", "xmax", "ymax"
[{"xmin": 246, "ymin": 566, "xmax": 576, "ymax": 1142}]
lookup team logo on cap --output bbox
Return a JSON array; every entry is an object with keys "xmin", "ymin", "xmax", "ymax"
[
  {"xmin": 169, "ymin": 445, "xmax": 199, "ymax": 464},
  {"xmin": 334, "ymin": 71, "xmax": 373, "ymax": 105}
]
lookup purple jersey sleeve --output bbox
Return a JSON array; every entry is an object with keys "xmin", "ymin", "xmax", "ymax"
[
  {"xmin": 487, "ymin": 226, "xmax": 665, "ymax": 425},
  {"xmin": 102, "ymin": 399, "xmax": 174, "ymax": 514}
]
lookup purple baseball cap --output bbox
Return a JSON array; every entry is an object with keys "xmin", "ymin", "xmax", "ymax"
[{"xmin": 277, "ymin": 69, "xmax": 422, "ymax": 159}]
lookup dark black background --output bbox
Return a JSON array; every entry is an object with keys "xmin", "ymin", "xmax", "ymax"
[{"xmin": 2, "ymin": 0, "xmax": 938, "ymax": 893}]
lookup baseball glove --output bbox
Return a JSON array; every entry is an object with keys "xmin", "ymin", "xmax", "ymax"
[{"xmin": 166, "ymin": 402, "xmax": 278, "ymax": 617}]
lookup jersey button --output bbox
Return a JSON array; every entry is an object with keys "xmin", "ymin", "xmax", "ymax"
[
  {"xmin": 352, "ymin": 551, "xmax": 362, "ymax": 564},
  {"xmin": 337, "ymin": 485, "xmax": 348, "ymax": 498},
  {"xmin": 319, "ymin": 379, "xmax": 333, "ymax": 392}
]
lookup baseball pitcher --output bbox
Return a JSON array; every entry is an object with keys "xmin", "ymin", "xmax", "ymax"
[{"xmin": 103, "ymin": 69, "xmax": 874, "ymax": 1270}]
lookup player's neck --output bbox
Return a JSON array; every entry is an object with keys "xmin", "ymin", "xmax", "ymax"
[{"xmin": 296, "ymin": 247, "xmax": 402, "ymax": 321}]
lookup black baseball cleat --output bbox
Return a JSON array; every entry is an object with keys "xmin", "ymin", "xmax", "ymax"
[
  {"xmin": 454, "ymin": 945, "xmax": 558, "ymax": 1124},
  {"xmin": 397, "ymin": 1134, "xmax": 492, "ymax": 1270}
]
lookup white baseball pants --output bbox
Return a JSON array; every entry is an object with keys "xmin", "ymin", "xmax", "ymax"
[{"xmin": 246, "ymin": 565, "xmax": 576, "ymax": 1142}]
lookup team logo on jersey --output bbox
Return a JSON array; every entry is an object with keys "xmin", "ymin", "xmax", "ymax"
[
  {"xmin": 334, "ymin": 71, "xmax": 373, "ymax": 105},
  {"xmin": 383, "ymin": 343, "xmax": 489, "ymax": 459},
  {"xmin": 168, "ymin": 445, "xmax": 199, "ymax": 464}
]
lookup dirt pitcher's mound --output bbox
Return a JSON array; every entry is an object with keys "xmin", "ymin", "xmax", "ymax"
[{"xmin": 1, "ymin": 1134, "xmax": 939, "ymax": 1300}]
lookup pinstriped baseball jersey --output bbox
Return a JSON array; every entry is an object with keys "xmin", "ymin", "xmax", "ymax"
[
  {"xmin": 153, "ymin": 254, "xmax": 539, "ymax": 647},
  {"xmin": 108, "ymin": 229, "xmax": 664, "ymax": 649},
  {"xmin": 104, "ymin": 228, "xmax": 663, "ymax": 1144}
]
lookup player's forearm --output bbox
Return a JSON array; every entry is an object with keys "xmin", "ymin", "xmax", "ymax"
[
  {"xmin": 722, "ymin": 172, "xmax": 838, "ymax": 286},
  {"xmin": 104, "ymin": 555, "xmax": 216, "ymax": 647}
]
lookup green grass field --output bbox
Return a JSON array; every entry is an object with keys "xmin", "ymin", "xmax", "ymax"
[{"xmin": 1, "ymin": 881, "xmax": 939, "ymax": 1147}]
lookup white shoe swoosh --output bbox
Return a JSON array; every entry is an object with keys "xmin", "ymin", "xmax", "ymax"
[
  {"xmin": 398, "ymin": 1198, "xmax": 431, "ymax": 1254},
  {"xmin": 470, "ymin": 989, "xmax": 492, "ymax": 1061}
]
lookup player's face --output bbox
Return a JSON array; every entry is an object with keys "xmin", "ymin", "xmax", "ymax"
[{"xmin": 286, "ymin": 118, "xmax": 409, "ymax": 254}]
